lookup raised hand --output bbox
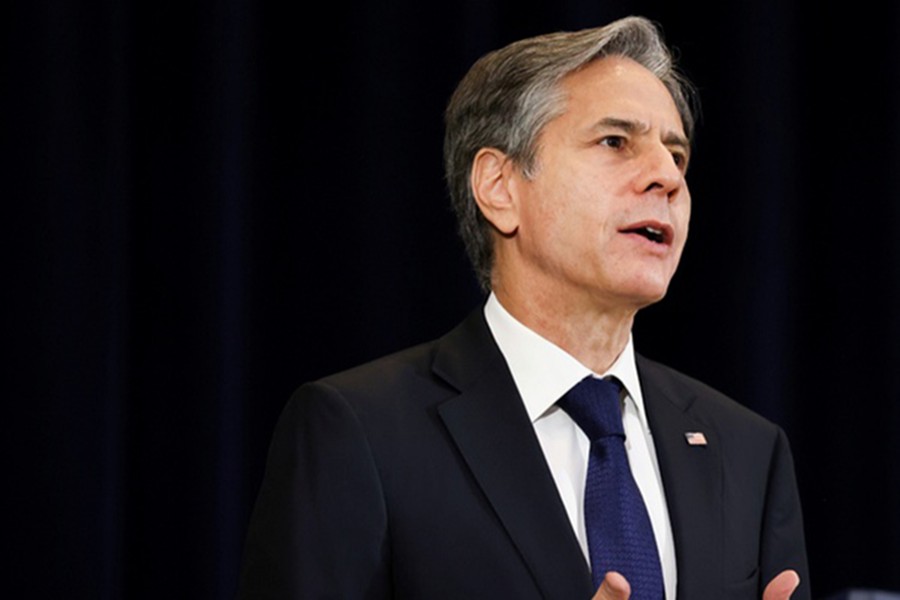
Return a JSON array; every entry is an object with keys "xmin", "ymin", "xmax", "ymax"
[
  {"xmin": 589, "ymin": 568, "xmax": 799, "ymax": 600},
  {"xmin": 591, "ymin": 571, "xmax": 631, "ymax": 600},
  {"xmin": 763, "ymin": 569, "xmax": 800, "ymax": 600}
]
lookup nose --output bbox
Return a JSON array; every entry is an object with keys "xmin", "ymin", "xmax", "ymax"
[{"xmin": 635, "ymin": 143, "xmax": 685, "ymax": 201}]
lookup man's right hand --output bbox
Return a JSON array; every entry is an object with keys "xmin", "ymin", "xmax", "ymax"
[{"xmin": 591, "ymin": 572, "xmax": 631, "ymax": 600}]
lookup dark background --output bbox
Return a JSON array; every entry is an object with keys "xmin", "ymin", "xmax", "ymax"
[{"xmin": 6, "ymin": 0, "xmax": 900, "ymax": 598}]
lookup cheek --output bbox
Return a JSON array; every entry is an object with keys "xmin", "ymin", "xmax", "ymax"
[
  {"xmin": 519, "ymin": 179, "xmax": 572, "ymax": 236},
  {"xmin": 674, "ymin": 193, "xmax": 691, "ymax": 245}
]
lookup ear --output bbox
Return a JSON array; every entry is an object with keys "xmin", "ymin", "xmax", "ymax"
[{"xmin": 470, "ymin": 148, "xmax": 520, "ymax": 235}]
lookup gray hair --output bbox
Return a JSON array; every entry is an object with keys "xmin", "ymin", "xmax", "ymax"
[{"xmin": 443, "ymin": 16, "xmax": 699, "ymax": 290}]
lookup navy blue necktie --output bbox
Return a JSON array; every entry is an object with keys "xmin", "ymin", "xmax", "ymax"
[{"xmin": 558, "ymin": 376, "xmax": 664, "ymax": 599}]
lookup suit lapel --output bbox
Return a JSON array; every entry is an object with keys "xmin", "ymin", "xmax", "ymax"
[
  {"xmin": 434, "ymin": 310, "xmax": 593, "ymax": 600},
  {"xmin": 638, "ymin": 356, "xmax": 724, "ymax": 598}
]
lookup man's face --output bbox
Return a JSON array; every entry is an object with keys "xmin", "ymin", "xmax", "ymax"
[{"xmin": 502, "ymin": 55, "xmax": 691, "ymax": 312}]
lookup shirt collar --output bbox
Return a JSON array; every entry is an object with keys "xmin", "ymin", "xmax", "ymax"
[{"xmin": 483, "ymin": 292, "xmax": 648, "ymax": 428}]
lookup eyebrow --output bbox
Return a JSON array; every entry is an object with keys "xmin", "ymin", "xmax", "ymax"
[{"xmin": 591, "ymin": 116, "xmax": 690, "ymax": 152}]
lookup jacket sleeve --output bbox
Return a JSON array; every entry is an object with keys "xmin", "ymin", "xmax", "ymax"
[
  {"xmin": 236, "ymin": 382, "xmax": 391, "ymax": 599},
  {"xmin": 759, "ymin": 427, "xmax": 811, "ymax": 600}
]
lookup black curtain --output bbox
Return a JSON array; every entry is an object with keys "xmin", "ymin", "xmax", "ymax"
[{"xmin": 6, "ymin": 1, "xmax": 900, "ymax": 597}]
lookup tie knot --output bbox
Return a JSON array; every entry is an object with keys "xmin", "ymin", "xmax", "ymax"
[{"xmin": 557, "ymin": 376, "xmax": 623, "ymax": 441}]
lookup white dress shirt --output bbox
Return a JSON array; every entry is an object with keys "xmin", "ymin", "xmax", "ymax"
[{"xmin": 483, "ymin": 293, "xmax": 677, "ymax": 598}]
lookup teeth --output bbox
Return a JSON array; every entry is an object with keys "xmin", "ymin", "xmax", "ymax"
[
  {"xmin": 623, "ymin": 225, "xmax": 667, "ymax": 243},
  {"xmin": 642, "ymin": 226, "xmax": 664, "ymax": 243}
]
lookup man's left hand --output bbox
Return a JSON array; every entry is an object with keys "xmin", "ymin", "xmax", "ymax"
[{"xmin": 763, "ymin": 569, "xmax": 800, "ymax": 600}]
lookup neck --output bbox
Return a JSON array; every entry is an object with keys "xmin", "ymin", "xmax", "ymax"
[{"xmin": 492, "ymin": 280, "xmax": 637, "ymax": 375}]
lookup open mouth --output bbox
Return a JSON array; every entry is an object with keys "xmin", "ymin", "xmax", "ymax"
[{"xmin": 621, "ymin": 224, "xmax": 670, "ymax": 245}]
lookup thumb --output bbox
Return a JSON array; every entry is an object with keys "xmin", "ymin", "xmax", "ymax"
[
  {"xmin": 763, "ymin": 569, "xmax": 800, "ymax": 600},
  {"xmin": 591, "ymin": 571, "xmax": 631, "ymax": 600}
]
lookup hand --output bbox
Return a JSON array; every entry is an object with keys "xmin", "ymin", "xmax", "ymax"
[
  {"xmin": 590, "ymin": 568, "xmax": 799, "ymax": 600},
  {"xmin": 591, "ymin": 571, "xmax": 631, "ymax": 600},
  {"xmin": 763, "ymin": 569, "xmax": 800, "ymax": 600}
]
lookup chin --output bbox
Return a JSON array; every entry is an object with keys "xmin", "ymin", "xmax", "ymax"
[
  {"xmin": 619, "ymin": 280, "xmax": 672, "ymax": 309},
  {"xmin": 607, "ymin": 263, "xmax": 677, "ymax": 304}
]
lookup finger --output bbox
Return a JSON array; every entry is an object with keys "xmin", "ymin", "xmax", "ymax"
[
  {"xmin": 591, "ymin": 571, "xmax": 631, "ymax": 600},
  {"xmin": 763, "ymin": 569, "xmax": 800, "ymax": 600}
]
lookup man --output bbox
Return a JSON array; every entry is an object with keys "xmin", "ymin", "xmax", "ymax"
[{"xmin": 237, "ymin": 16, "xmax": 810, "ymax": 599}]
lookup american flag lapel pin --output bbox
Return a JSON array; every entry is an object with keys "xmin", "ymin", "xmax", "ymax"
[{"xmin": 684, "ymin": 431, "xmax": 708, "ymax": 446}]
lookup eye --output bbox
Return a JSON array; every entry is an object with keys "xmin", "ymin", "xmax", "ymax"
[
  {"xmin": 598, "ymin": 135, "xmax": 626, "ymax": 149},
  {"xmin": 670, "ymin": 150, "xmax": 689, "ymax": 171}
]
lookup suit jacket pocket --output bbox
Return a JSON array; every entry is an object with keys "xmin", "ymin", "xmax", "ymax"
[{"xmin": 724, "ymin": 567, "xmax": 760, "ymax": 600}]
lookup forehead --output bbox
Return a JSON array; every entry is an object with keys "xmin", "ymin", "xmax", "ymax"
[{"xmin": 557, "ymin": 55, "xmax": 684, "ymax": 133}]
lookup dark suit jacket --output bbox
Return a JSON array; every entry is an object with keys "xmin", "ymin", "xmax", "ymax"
[{"xmin": 237, "ymin": 308, "xmax": 810, "ymax": 599}]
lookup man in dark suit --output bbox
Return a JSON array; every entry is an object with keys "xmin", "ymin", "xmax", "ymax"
[{"xmin": 237, "ymin": 16, "xmax": 809, "ymax": 600}]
